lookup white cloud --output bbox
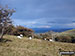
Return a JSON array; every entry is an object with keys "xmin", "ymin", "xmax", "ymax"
[
  {"xmin": 12, "ymin": 18, "xmax": 52, "ymax": 28},
  {"xmin": 13, "ymin": 19, "xmax": 37, "ymax": 25},
  {"xmin": 24, "ymin": 21, "xmax": 36, "ymax": 25},
  {"xmin": 65, "ymin": 23, "xmax": 75, "ymax": 27},
  {"xmin": 13, "ymin": 17, "xmax": 75, "ymax": 28},
  {"xmin": 36, "ymin": 25, "xmax": 51, "ymax": 28}
]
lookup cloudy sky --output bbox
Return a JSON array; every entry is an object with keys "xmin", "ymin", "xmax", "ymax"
[{"xmin": 0, "ymin": 0, "xmax": 75, "ymax": 28}]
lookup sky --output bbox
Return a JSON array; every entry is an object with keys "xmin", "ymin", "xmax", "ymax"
[{"xmin": 0, "ymin": 0, "xmax": 75, "ymax": 28}]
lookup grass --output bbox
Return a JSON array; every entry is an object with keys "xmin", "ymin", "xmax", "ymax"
[{"xmin": 0, "ymin": 35, "xmax": 75, "ymax": 56}]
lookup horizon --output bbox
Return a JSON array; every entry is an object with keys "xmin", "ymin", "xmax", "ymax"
[{"xmin": 0, "ymin": 0, "xmax": 75, "ymax": 29}]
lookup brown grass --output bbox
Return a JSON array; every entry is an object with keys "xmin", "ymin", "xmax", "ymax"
[{"xmin": 0, "ymin": 35, "xmax": 75, "ymax": 56}]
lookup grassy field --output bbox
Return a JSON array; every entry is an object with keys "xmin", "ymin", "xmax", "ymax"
[{"xmin": 0, "ymin": 35, "xmax": 75, "ymax": 56}]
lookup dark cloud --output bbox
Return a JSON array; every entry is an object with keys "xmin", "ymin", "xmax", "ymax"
[
  {"xmin": 72, "ymin": 21, "xmax": 75, "ymax": 23},
  {"xmin": 1, "ymin": 0, "xmax": 75, "ymax": 28}
]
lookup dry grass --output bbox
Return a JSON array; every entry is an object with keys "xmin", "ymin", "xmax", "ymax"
[{"xmin": 0, "ymin": 35, "xmax": 75, "ymax": 56}]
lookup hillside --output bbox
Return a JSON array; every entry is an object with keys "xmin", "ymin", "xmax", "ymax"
[
  {"xmin": 60, "ymin": 29, "xmax": 75, "ymax": 34},
  {"xmin": 0, "ymin": 35, "xmax": 75, "ymax": 56}
]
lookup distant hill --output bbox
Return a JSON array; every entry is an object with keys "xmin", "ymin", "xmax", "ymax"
[
  {"xmin": 64, "ymin": 29, "xmax": 75, "ymax": 33},
  {"xmin": 31, "ymin": 28, "xmax": 73, "ymax": 33}
]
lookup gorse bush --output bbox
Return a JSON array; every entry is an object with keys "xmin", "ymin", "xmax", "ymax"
[
  {"xmin": 4, "ymin": 25, "xmax": 34, "ymax": 37},
  {"xmin": 54, "ymin": 33, "xmax": 75, "ymax": 43},
  {"xmin": 13, "ymin": 26, "xmax": 34, "ymax": 36},
  {"xmin": 34, "ymin": 32, "xmax": 52, "ymax": 40},
  {"xmin": 67, "ymin": 33, "xmax": 75, "ymax": 43},
  {"xmin": 34, "ymin": 34, "xmax": 42, "ymax": 39},
  {"xmin": 40, "ymin": 33, "xmax": 52, "ymax": 40},
  {"xmin": 55, "ymin": 35, "xmax": 72, "ymax": 43}
]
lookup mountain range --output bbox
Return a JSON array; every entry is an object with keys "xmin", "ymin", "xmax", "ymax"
[{"xmin": 31, "ymin": 28, "xmax": 74, "ymax": 33}]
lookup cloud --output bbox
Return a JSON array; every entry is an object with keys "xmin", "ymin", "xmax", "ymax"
[
  {"xmin": 12, "ymin": 19, "xmax": 37, "ymax": 25},
  {"xmin": 1, "ymin": 0, "xmax": 75, "ymax": 28},
  {"xmin": 65, "ymin": 23, "xmax": 75, "ymax": 27},
  {"xmin": 36, "ymin": 25, "xmax": 51, "ymax": 28},
  {"xmin": 12, "ymin": 17, "xmax": 75, "ymax": 28},
  {"xmin": 24, "ymin": 22, "xmax": 37, "ymax": 25},
  {"xmin": 72, "ymin": 21, "xmax": 75, "ymax": 23},
  {"xmin": 12, "ymin": 18, "xmax": 52, "ymax": 28}
]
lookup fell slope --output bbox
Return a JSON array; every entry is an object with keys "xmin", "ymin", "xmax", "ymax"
[{"xmin": 0, "ymin": 35, "xmax": 75, "ymax": 56}]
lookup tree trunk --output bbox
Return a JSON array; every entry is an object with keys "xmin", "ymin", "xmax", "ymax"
[{"xmin": 0, "ymin": 27, "xmax": 5, "ymax": 40}]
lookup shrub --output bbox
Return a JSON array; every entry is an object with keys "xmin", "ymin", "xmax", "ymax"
[
  {"xmin": 55, "ymin": 34, "xmax": 72, "ymax": 43},
  {"xmin": 34, "ymin": 34, "xmax": 43, "ymax": 39},
  {"xmin": 34, "ymin": 32, "xmax": 52, "ymax": 40},
  {"xmin": 3, "ymin": 25, "xmax": 34, "ymax": 37},
  {"xmin": 15, "ymin": 26, "xmax": 34, "ymax": 37}
]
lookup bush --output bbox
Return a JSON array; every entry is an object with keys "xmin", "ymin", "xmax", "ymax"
[
  {"xmin": 34, "ymin": 34, "xmax": 43, "ymax": 39},
  {"xmin": 55, "ymin": 34, "xmax": 72, "ymax": 43},
  {"xmin": 3, "ymin": 25, "xmax": 34, "ymax": 37},
  {"xmin": 67, "ymin": 33, "xmax": 75, "ymax": 43},
  {"xmin": 4, "ymin": 25, "xmax": 15, "ymax": 35},
  {"xmin": 34, "ymin": 32, "xmax": 52, "ymax": 40}
]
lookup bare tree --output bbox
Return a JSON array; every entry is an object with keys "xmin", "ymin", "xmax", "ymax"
[{"xmin": 0, "ymin": 6, "xmax": 15, "ymax": 39}]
